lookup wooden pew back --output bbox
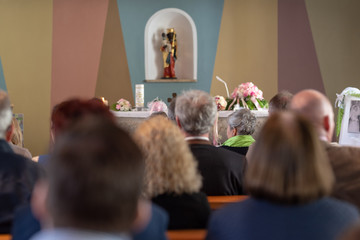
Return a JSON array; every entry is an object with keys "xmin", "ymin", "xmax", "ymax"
[
  {"xmin": 207, "ymin": 195, "xmax": 249, "ymax": 210},
  {"xmin": 167, "ymin": 229, "xmax": 207, "ymax": 240}
]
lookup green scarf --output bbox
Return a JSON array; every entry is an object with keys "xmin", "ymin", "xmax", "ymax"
[{"xmin": 222, "ymin": 135, "xmax": 255, "ymax": 147}]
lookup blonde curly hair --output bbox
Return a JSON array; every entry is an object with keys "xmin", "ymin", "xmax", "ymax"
[
  {"xmin": 134, "ymin": 116, "xmax": 202, "ymax": 198},
  {"xmin": 11, "ymin": 117, "xmax": 23, "ymax": 147}
]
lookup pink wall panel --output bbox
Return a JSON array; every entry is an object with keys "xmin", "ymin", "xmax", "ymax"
[
  {"xmin": 51, "ymin": 0, "xmax": 109, "ymax": 107},
  {"xmin": 278, "ymin": 0, "xmax": 325, "ymax": 94}
]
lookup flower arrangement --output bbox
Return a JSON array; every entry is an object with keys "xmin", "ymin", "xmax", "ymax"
[
  {"xmin": 335, "ymin": 87, "xmax": 360, "ymax": 136},
  {"xmin": 214, "ymin": 95, "xmax": 227, "ymax": 111},
  {"xmin": 147, "ymin": 97, "xmax": 168, "ymax": 114},
  {"xmin": 110, "ymin": 98, "xmax": 132, "ymax": 111},
  {"xmin": 226, "ymin": 82, "xmax": 268, "ymax": 110}
]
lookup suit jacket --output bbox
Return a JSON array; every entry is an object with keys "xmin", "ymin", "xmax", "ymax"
[
  {"xmin": 0, "ymin": 139, "xmax": 40, "ymax": 233},
  {"xmin": 324, "ymin": 141, "xmax": 360, "ymax": 209},
  {"xmin": 188, "ymin": 139, "xmax": 246, "ymax": 196},
  {"xmin": 220, "ymin": 146, "xmax": 248, "ymax": 156}
]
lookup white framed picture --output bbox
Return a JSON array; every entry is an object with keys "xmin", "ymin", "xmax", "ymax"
[{"xmin": 339, "ymin": 95, "xmax": 360, "ymax": 147}]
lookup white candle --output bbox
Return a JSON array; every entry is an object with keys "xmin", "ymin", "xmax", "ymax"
[{"xmin": 135, "ymin": 84, "xmax": 144, "ymax": 109}]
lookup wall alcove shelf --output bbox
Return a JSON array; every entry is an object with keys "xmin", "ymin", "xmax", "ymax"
[
  {"xmin": 144, "ymin": 79, "xmax": 197, "ymax": 83},
  {"xmin": 144, "ymin": 8, "xmax": 197, "ymax": 81}
]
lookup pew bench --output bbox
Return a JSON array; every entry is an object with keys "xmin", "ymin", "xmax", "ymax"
[
  {"xmin": 167, "ymin": 229, "xmax": 207, "ymax": 240},
  {"xmin": 207, "ymin": 195, "xmax": 249, "ymax": 210}
]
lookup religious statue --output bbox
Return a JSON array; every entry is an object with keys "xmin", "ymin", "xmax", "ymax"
[{"xmin": 160, "ymin": 28, "xmax": 177, "ymax": 79}]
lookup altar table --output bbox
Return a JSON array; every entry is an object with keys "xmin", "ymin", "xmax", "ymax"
[{"xmin": 112, "ymin": 110, "xmax": 269, "ymax": 144}]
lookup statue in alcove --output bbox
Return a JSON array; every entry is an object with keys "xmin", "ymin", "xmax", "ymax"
[{"xmin": 160, "ymin": 28, "xmax": 177, "ymax": 79}]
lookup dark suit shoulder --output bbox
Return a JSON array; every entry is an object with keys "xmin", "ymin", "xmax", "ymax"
[{"xmin": 324, "ymin": 143, "xmax": 360, "ymax": 209}]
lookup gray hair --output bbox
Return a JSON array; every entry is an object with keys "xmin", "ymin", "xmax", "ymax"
[
  {"xmin": 0, "ymin": 91, "xmax": 12, "ymax": 139},
  {"xmin": 175, "ymin": 90, "xmax": 217, "ymax": 135},
  {"xmin": 228, "ymin": 109, "xmax": 256, "ymax": 135}
]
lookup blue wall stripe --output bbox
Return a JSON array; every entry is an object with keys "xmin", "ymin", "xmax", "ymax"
[
  {"xmin": 117, "ymin": 0, "xmax": 224, "ymax": 104},
  {"xmin": 0, "ymin": 57, "xmax": 7, "ymax": 92}
]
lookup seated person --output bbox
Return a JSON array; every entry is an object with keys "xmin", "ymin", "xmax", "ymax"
[
  {"xmin": 221, "ymin": 109, "xmax": 256, "ymax": 155},
  {"xmin": 175, "ymin": 90, "xmax": 246, "ymax": 196},
  {"xmin": 30, "ymin": 116, "xmax": 146, "ymax": 239},
  {"xmin": 207, "ymin": 112, "xmax": 359, "ymax": 240},
  {"xmin": 12, "ymin": 98, "xmax": 168, "ymax": 240},
  {"xmin": 268, "ymin": 90, "xmax": 293, "ymax": 115},
  {"xmin": 134, "ymin": 116, "xmax": 211, "ymax": 230},
  {"xmin": 9, "ymin": 117, "xmax": 32, "ymax": 159},
  {"xmin": 37, "ymin": 98, "xmax": 116, "ymax": 165},
  {"xmin": 0, "ymin": 90, "xmax": 40, "ymax": 233},
  {"xmin": 291, "ymin": 89, "xmax": 360, "ymax": 208}
]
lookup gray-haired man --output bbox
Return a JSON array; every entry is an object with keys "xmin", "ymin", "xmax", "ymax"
[
  {"xmin": 175, "ymin": 90, "xmax": 246, "ymax": 196},
  {"xmin": 0, "ymin": 90, "xmax": 40, "ymax": 233}
]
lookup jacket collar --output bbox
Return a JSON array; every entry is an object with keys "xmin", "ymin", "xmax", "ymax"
[{"xmin": 0, "ymin": 139, "xmax": 14, "ymax": 153}]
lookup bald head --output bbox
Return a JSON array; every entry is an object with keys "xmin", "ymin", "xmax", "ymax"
[{"xmin": 291, "ymin": 89, "xmax": 334, "ymax": 142}]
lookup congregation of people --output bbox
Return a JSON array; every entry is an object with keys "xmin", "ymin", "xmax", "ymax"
[{"xmin": 1, "ymin": 86, "xmax": 360, "ymax": 240}]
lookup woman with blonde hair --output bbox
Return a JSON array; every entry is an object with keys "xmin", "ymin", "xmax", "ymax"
[
  {"xmin": 207, "ymin": 111, "xmax": 359, "ymax": 240},
  {"xmin": 134, "ymin": 115, "xmax": 210, "ymax": 229},
  {"xmin": 9, "ymin": 117, "xmax": 32, "ymax": 159}
]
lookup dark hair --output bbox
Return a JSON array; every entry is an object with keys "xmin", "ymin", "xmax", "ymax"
[
  {"xmin": 245, "ymin": 111, "xmax": 334, "ymax": 205},
  {"xmin": 51, "ymin": 98, "xmax": 114, "ymax": 137},
  {"xmin": 48, "ymin": 116, "xmax": 144, "ymax": 232},
  {"xmin": 268, "ymin": 91, "xmax": 293, "ymax": 114},
  {"xmin": 167, "ymin": 97, "xmax": 177, "ymax": 122},
  {"xmin": 149, "ymin": 111, "xmax": 168, "ymax": 119}
]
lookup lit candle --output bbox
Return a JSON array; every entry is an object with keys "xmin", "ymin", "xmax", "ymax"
[{"xmin": 101, "ymin": 97, "xmax": 108, "ymax": 106}]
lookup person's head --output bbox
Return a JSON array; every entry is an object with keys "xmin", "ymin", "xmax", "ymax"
[
  {"xmin": 148, "ymin": 111, "xmax": 168, "ymax": 119},
  {"xmin": 290, "ymin": 89, "xmax": 334, "ymax": 141},
  {"xmin": 350, "ymin": 103, "xmax": 360, "ymax": 121},
  {"xmin": 175, "ymin": 90, "xmax": 217, "ymax": 136},
  {"xmin": 0, "ymin": 91, "xmax": 13, "ymax": 140},
  {"xmin": 51, "ymin": 98, "xmax": 114, "ymax": 140},
  {"xmin": 47, "ymin": 116, "xmax": 144, "ymax": 232},
  {"xmin": 133, "ymin": 115, "xmax": 202, "ymax": 198},
  {"xmin": 226, "ymin": 109, "xmax": 256, "ymax": 138},
  {"xmin": 167, "ymin": 97, "xmax": 177, "ymax": 122},
  {"xmin": 268, "ymin": 91, "xmax": 293, "ymax": 115},
  {"xmin": 11, "ymin": 117, "xmax": 23, "ymax": 146},
  {"xmin": 245, "ymin": 111, "xmax": 334, "ymax": 205}
]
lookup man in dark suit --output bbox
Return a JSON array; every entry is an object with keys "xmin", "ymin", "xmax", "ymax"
[
  {"xmin": 291, "ymin": 89, "xmax": 360, "ymax": 209},
  {"xmin": 0, "ymin": 90, "xmax": 40, "ymax": 233},
  {"xmin": 175, "ymin": 90, "xmax": 246, "ymax": 196}
]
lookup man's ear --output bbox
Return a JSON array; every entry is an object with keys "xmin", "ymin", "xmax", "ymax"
[
  {"xmin": 175, "ymin": 116, "xmax": 182, "ymax": 129},
  {"xmin": 5, "ymin": 124, "xmax": 13, "ymax": 142},
  {"xmin": 323, "ymin": 115, "xmax": 330, "ymax": 132}
]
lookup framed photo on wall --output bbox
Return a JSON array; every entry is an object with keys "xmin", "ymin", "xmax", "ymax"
[{"xmin": 339, "ymin": 95, "xmax": 360, "ymax": 147}]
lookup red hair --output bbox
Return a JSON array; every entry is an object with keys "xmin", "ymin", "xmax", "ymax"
[{"xmin": 51, "ymin": 98, "xmax": 114, "ymax": 137}]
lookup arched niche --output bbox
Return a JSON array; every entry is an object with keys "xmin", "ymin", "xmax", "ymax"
[{"xmin": 144, "ymin": 8, "xmax": 197, "ymax": 81}]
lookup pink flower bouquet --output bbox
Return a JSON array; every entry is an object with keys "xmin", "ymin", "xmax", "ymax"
[
  {"xmin": 111, "ymin": 98, "xmax": 132, "ymax": 111},
  {"xmin": 147, "ymin": 98, "xmax": 168, "ymax": 114},
  {"xmin": 227, "ymin": 82, "xmax": 268, "ymax": 110}
]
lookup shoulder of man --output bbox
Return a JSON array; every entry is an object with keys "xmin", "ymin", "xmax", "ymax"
[{"xmin": 324, "ymin": 142, "xmax": 360, "ymax": 163}]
